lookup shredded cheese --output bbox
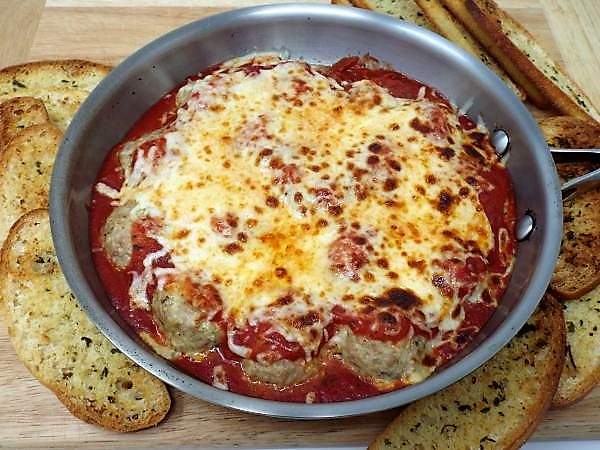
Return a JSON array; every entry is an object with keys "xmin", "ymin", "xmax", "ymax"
[{"xmin": 105, "ymin": 55, "xmax": 505, "ymax": 368}]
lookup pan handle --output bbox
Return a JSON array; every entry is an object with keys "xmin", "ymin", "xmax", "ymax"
[
  {"xmin": 549, "ymin": 148, "xmax": 600, "ymax": 155},
  {"xmin": 548, "ymin": 147, "xmax": 600, "ymax": 201},
  {"xmin": 560, "ymin": 166, "xmax": 600, "ymax": 201}
]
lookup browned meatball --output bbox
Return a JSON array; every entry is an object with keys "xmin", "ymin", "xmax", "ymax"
[
  {"xmin": 327, "ymin": 326, "xmax": 432, "ymax": 386},
  {"xmin": 152, "ymin": 286, "xmax": 223, "ymax": 357},
  {"xmin": 101, "ymin": 201, "xmax": 135, "ymax": 269},
  {"xmin": 241, "ymin": 358, "xmax": 317, "ymax": 387}
]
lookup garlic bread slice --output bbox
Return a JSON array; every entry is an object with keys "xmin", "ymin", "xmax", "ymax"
[
  {"xmin": 550, "ymin": 186, "xmax": 600, "ymax": 300},
  {"xmin": 0, "ymin": 209, "xmax": 170, "ymax": 431},
  {"xmin": 370, "ymin": 295, "xmax": 565, "ymax": 450}
]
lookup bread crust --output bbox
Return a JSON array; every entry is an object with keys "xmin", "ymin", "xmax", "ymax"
[
  {"xmin": 552, "ymin": 278, "xmax": 600, "ymax": 302},
  {"xmin": 351, "ymin": 0, "xmax": 374, "ymax": 8},
  {"xmin": 0, "ymin": 209, "xmax": 171, "ymax": 431},
  {"xmin": 369, "ymin": 295, "xmax": 565, "ymax": 449}
]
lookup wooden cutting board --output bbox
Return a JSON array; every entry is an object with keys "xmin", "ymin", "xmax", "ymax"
[{"xmin": 1, "ymin": 0, "xmax": 599, "ymax": 448}]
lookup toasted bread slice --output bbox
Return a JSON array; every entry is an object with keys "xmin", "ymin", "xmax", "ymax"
[
  {"xmin": 539, "ymin": 116, "xmax": 600, "ymax": 149},
  {"xmin": 550, "ymin": 184, "xmax": 600, "ymax": 300},
  {"xmin": 0, "ymin": 60, "xmax": 111, "ymax": 95},
  {"xmin": 351, "ymin": 0, "xmax": 433, "ymax": 28},
  {"xmin": 369, "ymin": 295, "xmax": 565, "ymax": 450},
  {"xmin": 415, "ymin": 0, "xmax": 525, "ymax": 100},
  {"xmin": 0, "ymin": 124, "xmax": 62, "ymax": 243},
  {"xmin": 441, "ymin": 0, "xmax": 600, "ymax": 121},
  {"xmin": 0, "ymin": 60, "xmax": 111, "ymax": 131},
  {"xmin": 332, "ymin": 0, "xmax": 354, "ymax": 4},
  {"xmin": 0, "ymin": 209, "xmax": 170, "ymax": 431},
  {"xmin": 553, "ymin": 284, "xmax": 600, "ymax": 408},
  {"xmin": 0, "ymin": 97, "xmax": 49, "ymax": 150}
]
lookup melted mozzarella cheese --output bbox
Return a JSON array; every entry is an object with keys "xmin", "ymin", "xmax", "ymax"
[{"xmin": 108, "ymin": 56, "xmax": 498, "ymax": 353}]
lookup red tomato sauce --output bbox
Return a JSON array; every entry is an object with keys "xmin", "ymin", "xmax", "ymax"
[{"xmin": 89, "ymin": 56, "xmax": 516, "ymax": 403}]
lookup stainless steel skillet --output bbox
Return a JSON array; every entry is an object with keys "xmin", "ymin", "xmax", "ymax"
[{"xmin": 49, "ymin": 3, "xmax": 562, "ymax": 419}]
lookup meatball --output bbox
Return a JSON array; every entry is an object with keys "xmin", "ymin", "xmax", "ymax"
[
  {"xmin": 241, "ymin": 358, "xmax": 316, "ymax": 387},
  {"xmin": 152, "ymin": 288, "xmax": 223, "ymax": 356},
  {"xmin": 328, "ymin": 326, "xmax": 432, "ymax": 386},
  {"xmin": 101, "ymin": 202, "xmax": 135, "ymax": 269}
]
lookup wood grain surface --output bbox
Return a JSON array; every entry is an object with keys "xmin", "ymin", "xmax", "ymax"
[
  {"xmin": 0, "ymin": 0, "xmax": 45, "ymax": 67},
  {"xmin": 0, "ymin": 0, "xmax": 599, "ymax": 448}
]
